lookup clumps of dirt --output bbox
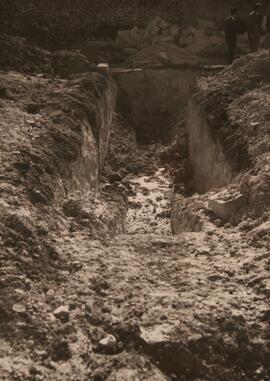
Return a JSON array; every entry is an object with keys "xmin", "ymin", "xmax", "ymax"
[
  {"xmin": 51, "ymin": 50, "xmax": 96, "ymax": 77},
  {"xmin": 102, "ymin": 114, "xmax": 139, "ymax": 179},
  {"xmin": 171, "ymin": 52, "xmax": 270, "ymax": 239},
  {"xmin": 0, "ymin": 70, "xmax": 116, "ymax": 341},
  {"xmin": 62, "ymin": 190, "xmax": 127, "ymax": 240},
  {"xmin": 215, "ymin": 51, "xmax": 270, "ymax": 90},
  {"xmin": 159, "ymin": 134, "xmax": 191, "ymax": 196},
  {"xmin": 0, "ymin": 34, "xmax": 97, "ymax": 78},
  {"xmin": 0, "ymin": 34, "xmax": 53, "ymax": 74}
]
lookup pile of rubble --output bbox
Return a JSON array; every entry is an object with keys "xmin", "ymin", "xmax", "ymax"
[
  {"xmin": 116, "ymin": 16, "xmax": 181, "ymax": 48},
  {"xmin": 116, "ymin": 15, "xmax": 224, "ymax": 58}
]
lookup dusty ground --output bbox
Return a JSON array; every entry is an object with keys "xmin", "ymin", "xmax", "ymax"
[
  {"xmin": 1, "ymin": 138, "xmax": 270, "ymax": 380},
  {"xmin": 0, "ymin": 39, "xmax": 270, "ymax": 381}
]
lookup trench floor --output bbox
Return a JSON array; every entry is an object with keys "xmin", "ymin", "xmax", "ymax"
[{"xmin": 1, "ymin": 145, "xmax": 270, "ymax": 381}]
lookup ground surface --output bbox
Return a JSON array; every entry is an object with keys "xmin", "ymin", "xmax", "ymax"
[
  {"xmin": 1, "ymin": 133, "xmax": 270, "ymax": 380},
  {"xmin": 1, "ymin": 41, "xmax": 270, "ymax": 381}
]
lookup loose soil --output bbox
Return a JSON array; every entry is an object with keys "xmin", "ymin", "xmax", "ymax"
[{"xmin": 0, "ymin": 39, "xmax": 270, "ymax": 381}]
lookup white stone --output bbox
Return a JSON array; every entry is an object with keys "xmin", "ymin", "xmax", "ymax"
[
  {"xmin": 53, "ymin": 305, "xmax": 70, "ymax": 321},
  {"xmin": 12, "ymin": 304, "xmax": 26, "ymax": 313},
  {"xmin": 98, "ymin": 334, "xmax": 117, "ymax": 348}
]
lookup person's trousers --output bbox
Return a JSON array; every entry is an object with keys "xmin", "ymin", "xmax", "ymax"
[
  {"xmin": 248, "ymin": 33, "xmax": 260, "ymax": 52},
  {"xmin": 225, "ymin": 35, "xmax": 237, "ymax": 64}
]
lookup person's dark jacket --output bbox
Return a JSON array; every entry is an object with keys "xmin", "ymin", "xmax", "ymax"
[
  {"xmin": 248, "ymin": 11, "xmax": 263, "ymax": 37},
  {"xmin": 224, "ymin": 16, "xmax": 246, "ymax": 38},
  {"xmin": 224, "ymin": 16, "xmax": 238, "ymax": 37}
]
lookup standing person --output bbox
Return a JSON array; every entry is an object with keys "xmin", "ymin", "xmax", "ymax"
[
  {"xmin": 224, "ymin": 8, "xmax": 240, "ymax": 64},
  {"xmin": 247, "ymin": 3, "xmax": 264, "ymax": 52}
]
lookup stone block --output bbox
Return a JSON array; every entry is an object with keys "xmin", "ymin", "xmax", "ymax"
[
  {"xmin": 170, "ymin": 25, "xmax": 180, "ymax": 37},
  {"xmin": 150, "ymin": 26, "xmax": 161, "ymax": 36},
  {"xmin": 150, "ymin": 35, "xmax": 161, "ymax": 45},
  {"xmin": 209, "ymin": 192, "xmax": 247, "ymax": 221},
  {"xmin": 132, "ymin": 26, "xmax": 141, "ymax": 34},
  {"xmin": 161, "ymin": 28, "xmax": 170, "ymax": 37},
  {"xmin": 145, "ymin": 16, "xmax": 162, "ymax": 35},
  {"xmin": 117, "ymin": 30, "xmax": 131, "ymax": 41},
  {"xmin": 160, "ymin": 20, "xmax": 169, "ymax": 30},
  {"xmin": 123, "ymin": 48, "xmax": 138, "ymax": 56},
  {"xmin": 158, "ymin": 35, "xmax": 175, "ymax": 44},
  {"xmin": 117, "ymin": 28, "xmax": 145, "ymax": 48},
  {"xmin": 198, "ymin": 19, "xmax": 215, "ymax": 29}
]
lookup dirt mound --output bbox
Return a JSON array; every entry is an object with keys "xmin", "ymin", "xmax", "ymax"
[
  {"xmin": 175, "ymin": 51, "xmax": 270, "ymax": 234},
  {"xmin": 0, "ymin": 34, "xmax": 53, "ymax": 74},
  {"xmin": 0, "ymin": 35, "xmax": 99, "ymax": 77},
  {"xmin": 0, "ymin": 71, "xmax": 116, "ymax": 341},
  {"xmin": 209, "ymin": 50, "xmax": 270, "ymax": 91},
  {"xmin": 196, "ymin": 50, "xmax": 270, "ymax": 171},
  {"xmin": 52, "ymin": 50, "xmax": 94, "ymax": 77}
]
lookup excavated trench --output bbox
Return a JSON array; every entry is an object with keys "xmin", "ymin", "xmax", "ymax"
[
  {"xmin": 101, "ymin": 68, "xmax": 251, "ymax": 380},
  {"xmin": 2, "ymin": 67, "xmax": 268, "ymax": 381},
  {"xmin": 113, "ymin": 67, "xmax": 235, "ymax": 197}
]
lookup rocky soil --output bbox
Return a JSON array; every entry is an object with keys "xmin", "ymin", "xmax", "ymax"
[{"xmin": 0, "ymin": 40, "xmax": 270, "ymax": 381}]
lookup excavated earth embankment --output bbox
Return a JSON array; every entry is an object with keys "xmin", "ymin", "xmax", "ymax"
[
  {"xmin": 0, "ymin": 43, "xmax": 270, "ymax": 381},
  {"xmin": 0, "ymin": 71, "xmax": 120, "ymax": 346},
  {"xmin": 172, "ymin": 51, "xmax": 270, "ymax": 235}
]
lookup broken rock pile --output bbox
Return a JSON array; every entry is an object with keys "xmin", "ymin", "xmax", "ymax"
[
  {"xmin": 116, "ymin": 15, "xmax": 224, "ymax": 61},
  {"xmin": 116, "ymin": 16, "xmax": 181, "ymax": 48}
]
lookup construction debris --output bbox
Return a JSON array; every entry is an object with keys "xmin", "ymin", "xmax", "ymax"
[
  {"xmin": 209, "ymin": 191, "xmax": 247, "ymax": 221},
  {"xmin": 116, "ymin": 16, "xmax": 225, "ymax": 64}
]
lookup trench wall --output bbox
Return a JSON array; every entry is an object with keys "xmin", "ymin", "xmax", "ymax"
[
  {"xmin": 187, "ymin": 96, "xmax": 235, "ymax": 193},
  {"xmin": 114, "ymin": 67, "xmax": 235, "ymax": 190},
  {"xmin": 113, "ymin": 68, "xmax": 196, "ymax": 143},
  {"xmin": 68, "ymin": 75, "xmax": 117, "ymax": 194}
]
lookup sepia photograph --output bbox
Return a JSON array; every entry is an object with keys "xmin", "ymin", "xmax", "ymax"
[{"xmin": 0, "ymin": 0, "xmax": 270, "ymax": 380}]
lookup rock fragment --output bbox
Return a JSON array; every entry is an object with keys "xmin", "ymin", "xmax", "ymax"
[
  {"xmin": 12, "ymin": 304, "xmax": 26, "ymax": 313},
  {"xmin": 98, "ymin": 334, "xmax": 117, "ymax": 349},
  {"xmin": 53, "ymin": 305, "xmax": 70, "ymax": 323}
]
